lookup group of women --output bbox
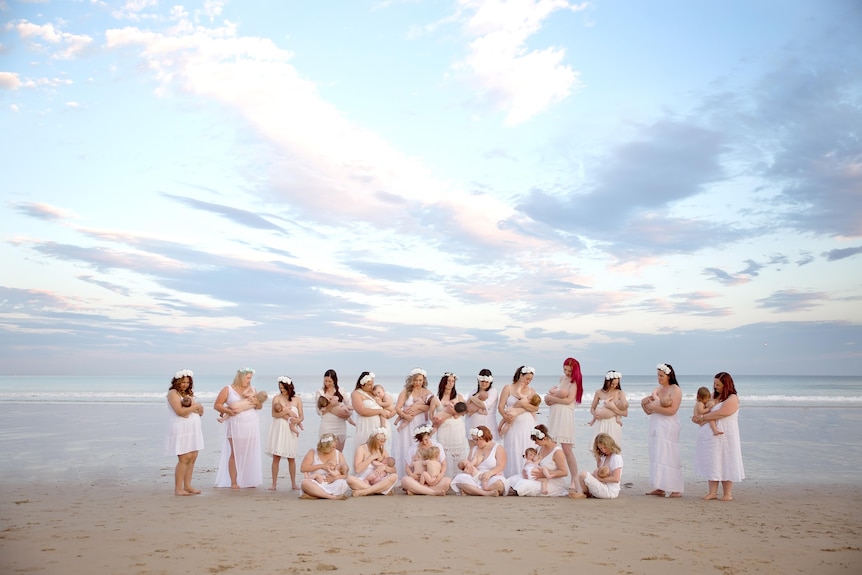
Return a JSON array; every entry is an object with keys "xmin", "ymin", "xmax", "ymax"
[{"xmin": 164, "ymin": 360, "xmax": 744, "ymax": 501}]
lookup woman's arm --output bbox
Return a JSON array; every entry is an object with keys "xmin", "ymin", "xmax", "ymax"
[
  {"xmin": 698, "ymin": 395, "xmax": 739, "ymax": 423},
  {"xmin": 480, "ymin": 445, "xmax": 506, "ymax": 481},
  {"xmin": 213, "ymin": 386, "xmax": 235, "ymax": 417},
  {"xmin": 497, "ymin": 385, "xmax": 511, "ymax": 419},
  {"xmin": 353, "ymin": 444, "xmax": 374, "ymax": 475},
  {"xmin": 589, "ymin": 391, "xmax": 601, "ymax": 416},
  {"xmin": 547, "ymin": 449, "xmax": 569, "ymax": 479},
  {"xmin": 167, "ymin": 390, "xmax": 202, "ymax": 417},
  {"xmin": 647, "ymin": 387, "xmax": 682, "ymax": 416},
  {"xmin": 295, "ymin": 397, "xmax": 305, "ymax": 424},
  {"xmin": 299, "ymin": 449, "xmax": 318, "ymax": 474},
  {"xmin": 351, "ymin": 390, "xmax": 383, "ymax": 417}
]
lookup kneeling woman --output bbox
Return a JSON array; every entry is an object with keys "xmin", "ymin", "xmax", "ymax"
[
  {"xmin": 508, "ymin": 424, "xmax": 570, "ymax": 497},
  {"xmin": 400, "ymin": 423, "xmax": 452, "ymax": 495},
  {"xmin": 571, "ymin": 433, "xmax": 623, "ymax": 499},
  {"xmin": 299, "ymin": 433, "xmax": 350, "ymax": 500},
  {"xmin": 347, "ymin": 427, "xmax": 398, "ymax": 496},
  {"xmin": 451, "ymin": 426, "xmax": 508, "ymax": 496}
]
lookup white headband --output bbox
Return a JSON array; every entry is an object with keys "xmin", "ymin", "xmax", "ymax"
[
  {"xmin": 521, "ymin": 366, "xmax": 536, "ymax": 375},
  {"xmin": 278, "ymin": 376, "xmax": 292, "ymax": 385},
  {"xmin": 174, "ymin": 369, "xmax": 193, "ymax": 379},
  {"xmin": 605, "ymin": 371, "xmax": 622, "ymax": 380},
  {"xmin": 477, "ymin": 375, "xmax": 493, "ymax": 383},
  {"xmin": 656, "ymin": 364, "xmax": 671, "ymax": 375},
  {"xmin": 360, "ymin": 372, "xmax": 376, "ymax": 385}
]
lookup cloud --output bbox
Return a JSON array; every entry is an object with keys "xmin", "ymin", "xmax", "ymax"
[
  {"xmin": 756, "ymin": 289, "xmax": 828, "ymax": 312},
  {"xmin": 0, "ymin": 72, "xmax": 20, "ymax": 90},
  {"xmin": 11, "ymin": 20, "xmax": 93, "ymax": 59},
  {"xmin": 162, "ymin": 194, "xmax": 286, "ymax": 233},
  {"xmin": 13, "ymin": 202, "xmax": 75, "ymax": 221},
  {"xmin": 823, "ymin": 246, "xmax": 862, "ymax": 261},
  {"xmin": 703, "ymin": 267, "xmax": 748, "ymax": 286}
]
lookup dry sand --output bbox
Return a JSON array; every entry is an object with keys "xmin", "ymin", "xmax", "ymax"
[{"xmin": 2, "ymin": 479, "xmax": 860, "ymax": 575}]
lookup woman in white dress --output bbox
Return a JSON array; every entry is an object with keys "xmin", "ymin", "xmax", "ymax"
[
  {"xmin": 299, "ymin": 433, "xmax": 350, "ymax": 500},
  {"xmin": 544, "ymin": 357, "xmax": 584, "ymax": 492},
  {"xmin": 431, "ymin": 372, "xmax": 469, "ymax": 478},
  {"xmin": 641, "ymin": 363, "xmax": 684, "ymax": 498},
  {"xmin": 394, "ymin": 368, "xmax": 433, "ymax": 478},
  {"xmin": 266, "ymin": 376, "xmax": 304, "ymax": 491},
  {"xmin": 498, "ymin": 366, "xmax": 540, "ymax": 478},
  {"xmin": 464, "ymin": 369, "xmax": 498, "ymax": 444},
  {"xmin": 571, "ymin": 432, "xmax": 624, "ymax": 500},
  {"xmin": 213, "ymin": 368, "xmax": 264, "ymax": 489},
  {"xmin": 346, "ymin": 427, "xmax": 398, "ymax": 496},
  {"xmin": 508, "ymin": 424, "xmax": 570, "ymax": 497},
  {"xmin": 401, "ymin": 424, "xmax": 452, "ymax": 495},
  {"xmin": 589, "ymin": 370, "xmax": 628, "ymax": 446},
  {"xmin": 351, "ymin": 371, "xmax": 387, "ymax": 451},
  {"xmin": 315, "ymin": 369, "xmax": 353, "ymax": 452},
  {"xmin": 451, "ymin": 426, "xmax": 508, "ymax": 496},
  {"xmin": 165, "ymin": 369, "xmax": 204, "ymax": 496},
  {"xmin": 693, "ymin": 372, "xmax": 744, "ymax": 501}
]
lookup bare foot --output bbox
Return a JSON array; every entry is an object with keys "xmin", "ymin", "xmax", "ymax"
[
  {"xmin": 185, "ymin": 487, "xmax": 201, "ymax": 495},
  {"xmin": 721, "ymin": 495, "xmax": 734, "ymax": 501},
  {"xmin": 230, "ymin": 483, "xmax": 240, "ymax": 490},
  {"xmin": 669, "ymin": 492, "xmax": 682, "ymax": 498},
  {"xmin": 299, "ymin": 493, "xmax": 315, "ymax": 499},
  {"xmin": 569, "ymin": 491, "xmax": 587, "ymax": 499},
  {"xmin": 702, "ymin": 493, "xmax": 718, "ymax": 500},
  {"xmin": 646, "ymin": 489, "xmax": 666, "ymax": 496},
  {"xmin": 291, "ymin": 485, "xmax": 300, "ymax": 491},
  {"xmin": 268, "ymin": 485, "xmax": 277, "ymax": 491},
  {"xmin": 174, "ymin": 490, "xmax": 192, "ymax": 496}
]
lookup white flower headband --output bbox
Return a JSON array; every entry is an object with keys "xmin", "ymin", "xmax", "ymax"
[
  {"xmin": 373, "ymin": 427, "xmax": 389, "ymax": 438},
  {"xmin": 521, "ymin": 366, "xmax": 536, "ymax": 375},
  {"xmin": 238, "ymin": 367, "xmax": 255, "ymax": 374},
  {"xmin": 414, "ymin": 423, "xmax": 434, "ymax": 436},
  {"xmin": 278, "ymin": 376, "xmax": 292, "ymax": 385},
  {"xmin": 656, "ymin": 363, "xmax": 671, "ymax": 375},
  {"xmin": 408, "ymin": 368, "xmax": 427, "ymax": 378},
  {"xmin": 360, "ymin": 372, "xmax": 376, "ymax": 385},
  {"xmin": 443, "ymin": 371, "xmax": 457, "ymax": 379},
  {"xmin": 605, "ymin": 370, "xmax": 622, "ymax": 380},
  {"xmin": 469, "ymin": 427, "xmax": 484, "ymax": 439},
  {"xmin": 320, "ymin": 434, "xmax": 336, "ymax": 445},
  {"xmin": 477, "ymin": 375, "xmax": 493, "ymax": 383},
  {"xmin": 174, "ymin": 369, "xmax": 193, "ymax": 379},
  {"xmin": 530, "ymin": 428, "xmax": 546, "ymax": 440}
]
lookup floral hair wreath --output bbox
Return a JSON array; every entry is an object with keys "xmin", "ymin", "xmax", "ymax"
[
  {"xmin": 408, "ymin": 368, "xmax": 427, "ymax": 378},
  {"xmin": 278, "ymin": 376, "xmax": 292, "ymax": 385},
  {"xmin": 443, "ymin": 371, "xmax": 457, "ymax": 379},
  {"xmin": 360, "ymin": 372, "xmax": 376, "ymax": 385},
  {"xmin": 414, "ymin": 423, "xmax": 434, "ymax": 436},
  {"xmin": 604, "ymin": 370, "xmax": 622, "ymax": 380},
  {"xmin": 372, "ymin": 426, "xmax": 389, "ymax": 438},
  {"xmin": 521, "ymin": 366, "xmax": 536, "ymax": 375},
  {"xmin": 174, "ymin": 369, "xmax": 194, "ymax": 379},
  {"xmin": 477, "ymin": 374, "xmax": 494, "ymax": 383},
  {"xmin": 469, "ymin": 427, "xmax": 484, "ymax": 439},
  {"xmin": 530, "ymin": 428, "xmax": 546, "ymax": 440},
  {"xmin": 238, "ymin": 367, "xmax": 255, "ymax": 374},
  {"xmin": 320, "ymin": 434, "xmax": 336, "ymax": 445},
  {"xmin": 656, "ymin": 363, "xmax": 671, "ymax": 375}
]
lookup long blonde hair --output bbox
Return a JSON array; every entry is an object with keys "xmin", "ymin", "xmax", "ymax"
[{"xmin": 591, "ymin": 433, "xmax": 621, "ymax": 457}]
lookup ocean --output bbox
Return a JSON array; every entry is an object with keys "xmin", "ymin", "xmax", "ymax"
[{"xmin": 1, "ymin": 373, "xmax": 860, "ymax": 488}]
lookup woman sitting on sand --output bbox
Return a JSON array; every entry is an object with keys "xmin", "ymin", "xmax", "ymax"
[
  {"xmin": 508, "ymin": 424, "xmax": 570, "ymax": 497},
  {"xmin": 451, "ymin": 426, "xmax": 508, "ymax": 496},
  {"xmin": 401, "ymin": 423, "xmax": 452, "ymax": 495},
  {"xmin": 299, "ymin": 433, "xmax": 350, "ymax": 500},
  {"xmin": 346, "ymin": 427, "xmax": 398, "ymax": 496}
]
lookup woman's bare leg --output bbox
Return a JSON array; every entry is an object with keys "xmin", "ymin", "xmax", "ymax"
[{"xmin": 270, "ymin": 455, "xmax": 281, "ymax": 490}]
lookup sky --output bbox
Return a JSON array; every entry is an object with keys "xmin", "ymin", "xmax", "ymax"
[{"xmin": 1, "ymin": 0, "xmax": 861, "ymax": 379}]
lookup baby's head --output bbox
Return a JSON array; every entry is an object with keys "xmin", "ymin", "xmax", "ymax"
[
  {"xmin": 256, "ymin": 391, "xmax": 268, "ymax": 404},
  {"xmin": 477, "ymin": 390, "xmax": 489, "ymax": 400},
  {"xmin": 419, "ymin": 446, "xmax": 439, "ymax": 461},
  {"xmin": 317, "ymin": 396, "xmax": 330, "ymax": 409},
  {"xmin": 660, "ymin": 395, "xmax": 672, "ymax": 407},
  {"xmin": 529, "ymin": 393, "xmax": 542, "ymax": 407},
  {"xmin": 372, "ymin": 384, "xmax": 386, "ymax": 399},
  {"xmin": 454, "ymin": 401, "xmax": 467, "ymax": 414},
  {"xmin": 274, "ymin": 403, "xmax": 284, "ymax": 413},
  {"xmin": 524, "ymin": 447, "xmax": 538, "ymax": 462},
  {"xmin": 382, "ymin": 456, "xmax": 395, "ymax": 466},
  {"xmin": 180, "ymin": 396, "xmax": 192, "ymax": 408},
  {"xmin": 696, "ymin": 386, "xmax": 712, "ymax": 404},
  {"xmin": 597, "ymin": 466, "xmax": 610, "ymax": 478}
]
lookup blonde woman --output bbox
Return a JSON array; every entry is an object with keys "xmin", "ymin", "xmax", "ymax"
[{"xmin": 299, "ymin": 433, "xmax": 350, "ymax": 500}]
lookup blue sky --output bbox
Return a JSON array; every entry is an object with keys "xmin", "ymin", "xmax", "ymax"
[{"xmin": 1, "ymin": 0, "xmax": 860, "ymax": 378}]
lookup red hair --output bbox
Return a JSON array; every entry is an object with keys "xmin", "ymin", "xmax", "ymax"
[{"xmin": 563, "ymin": 357, "xmax": 583, "ymax": 404}]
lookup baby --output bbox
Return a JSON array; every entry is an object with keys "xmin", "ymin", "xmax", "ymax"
[
  {"xmin": 467, "ymin": 389, "xmax": 489, "ymax": 415},
  {"xmin": 180, "ymin": 396, "xmax": 193, "ymax": 408},
  {"xmin": 499, "ymin": 393, "xmax": 542, "ymax": 436},
  {"xmin": 596, "ymin": 465, "xmax": 610, "ymax": 479},
  {"xmin": 366, "ymin": 456, "xmax": 396, "ymax": 486},
  {"xmin": 275, "ymin": 398, "xmax": 303, "ymax": 436},
  {"xmin": 412, "ymin": 446, "xmax": 443, "ymax": 487},
  {"xmin": 317, "ymin": 396, "xmax": 355, "ymax": 427},
  {"xmin": 218, "ymin": 390, "xmax": 268, "ymax": 423},
  {"xmin": 587, "ymin": 399, "xmax": 624, "ymax": 427},
  {"xmin": 372, "ymin": 384, "xmax": 397, "ymax": 428},
  {"xmin": 695, "ymin": 386, "xmax": 722, "ymax": 435},
  {"xmin": 522, "ymin": 447, "xmax": 548, "ymax": 495}
]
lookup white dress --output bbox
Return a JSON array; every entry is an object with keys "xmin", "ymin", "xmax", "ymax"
[
  {"xmin": 501, "ymin": 392, "xmax": 537, "ymax": 478},
  {"xmin": 594, "ymin": 398, "xmax": 623, "ymax": 446},
  {"xmin": 214, "ymin": 386, "xmax": 263, "ymax": 488},
  {"xmin": 266, "ymin": 403, "xmax": 299, "ymax": 459},
  {"xmin": 434, "ymin": 399, "xmax": 469, "ymax": 478},
  {"xmin": 305, "ymin": 449, "xmax": 349, "ymax": 497},
  {"xmin": 164, "ymin": 396, "xmax": 204, "ymax": 456},
  {"xmin": 583, "ymin": 453, "xmax": 623, "ymax": 499},
  {"xmin": 451, "ymin": 443, "xmax": 508, "ymax": 495},
  {"xmin": 316, "ymin": 389, "xmax": 350, "ymax": 440},
  {"xmin": 394, "ymin": 392, "xmax": 430, "ymax": 478},
  {"xmin": 694, "ymin": 400, "xmax": 744, "ymax": 482},
  {"xmin": 546, "ymin": 376, "xmax": 576, "ymax": 444},
  {"xmin": 508, "ymin": 444, "xmax": 568, "ymax": 497},
  {"xmin": 647, "ymin": 409, "xmax": 684, "ymax": 494},
  {"xmin": 464, "ymin": 387, "xmax": 499, "ymax": 440},
  {"xmin": 353, "ymin": 389, "xmax": 389, "ymax": 448}
]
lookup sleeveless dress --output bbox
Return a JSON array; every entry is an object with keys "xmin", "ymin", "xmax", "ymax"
[
  {"xmin": 508, "ymin": 444, "xmax": 568, "ymax": 496},
  {"xmin": 501, "ymin": 391, "xmax": 537, "ymax": 478},
  {"xmin": 164, "ymin": 396, "xmax": 204, "ymax": 456},
  {"xmin": 594, "ymin": 397, "xmax": 623, "ymax": 446},
  {"xmin": 464, "ymin": 387, "xmax": 499, "ymax": 441},
  {"xmin": 316, "ymin": 389, "xmax": 349, "ymax": 440},
  {"xmin": 583, "ymin": 452, "xmax": 623, "ymax": 499},
  {"xmin": 214, "ymin": 386, "xmax": 263, "ymax": 488},
  {"xmin": 305, "ymin": 449, "xmax": 349, "ymax": 497},
  {"xmin": 395, "ymin": 392, "xmax": 429, "ymax": 478},
  {"xmin": 546, "ymin": 376, "xmax": 576, "ymax": 444},
  {"xmin": 647, "ymin": 408, "xmax": 684, "ymax": 494},
  {"xmin": 352, "ymin": 448, "xmax": 396, "ymax": 494},
  {"xmin": 266, "ymin": 402, "xmax": 299, "ymax": 459},
  {"xmin": 451, "ymin": 442, "xmax": 508, "ymax": 495},
  {"xmin": 353, "ymin": 389, "xmax": 389, "ymax": 448},
  {"xmin": 434, "ymin": 397, "xmax": 469, "ymax": 478},
  {"xmin": 694, "ymin": 399, "xmax": 744, "ymax": 482}
]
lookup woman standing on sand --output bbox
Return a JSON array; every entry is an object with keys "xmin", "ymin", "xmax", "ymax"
[
  {"xmin": 693, "ymin": 372, "xmax": 744, "ymax": 501},
  {"xmin": 589, "ymin": 370, "xmax": 628, "ymax": 446},
  {"xmin": 543, "ymin": 357, "xmax": 584, "ymax": 492},
  {"xmin": 316, "ymin": 369, "xmax": 353, "ymax": 452},
  {"xmin": 351, "ymin": 372, "xmax": 388, "ymax": 450},
  {"xmin": 266, "ymin": 376, "xmax": 303, "ymax": 491},
  {"xmin": 394, "ymin": 368, "xmax": 433, "ymax": 478},
  {"xmin": 165, "ymin": 369, "xmax": 204, "ymax": 496},
  {"xmin": 641, "ymin": 363, "xmax": 684, "ymax": 498},
  {"xmin": 498, "ymin": 366, "xmax": 540, "ymax": 478},
  {"xmin": 431, "ymin": 372, "xmax": 469, "ymax": 478},
  {"xmin": 465, "ymin": 369, "xmax": 498, "ymax": 444},
  {"xmin": 214, "ymin": 368, "xmax": 264, "ymax": 489}
]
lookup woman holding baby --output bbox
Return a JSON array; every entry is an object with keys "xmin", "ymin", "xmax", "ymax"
[
  {"xmin": 351, "ymin": 371, "xmax": 390, "ymax": 451},
  {"xmin": 451, "ymin": 426, "xmax": 508, "ymax": 496},
  {"xmin": 508, "ymin": 424, "xmax": 570, "ymax": 497},
  {"xmin": 465, "ymin": 369, "xmax": 498, "ymax": 444},
  {"xmin": 544, "ymin": 357, "xmax": 584, "ymax": 493},
  {"xmin": 401, "ymin": 423, "xmax": 452, "ymax": 495},
  {"xmin": 641, "ymin": 363, "xmax": 684, "ymax": 498},
  {"xmin": 498, "ymin": 366, "xmax": 540, "ymax": 477},
  {"xmin": 394, "ymin": 368, "xmax": 433, "ymax": 477},
  {"xmin": 346, "ymin": 428, "xmax": 398, "ymax": 496},
  {"xmin": 316, "ymin": 369, "xmax": 353, "ymax": 451},
  {"xmin": 589, "ymin": 370, "xmax": 628, "ymax": 447},
  {"xmin": 299, "ymin": 433, "xmax": 350, "ymax": 500},
  {"xmin": 431, "ymin": 372, "xmax": 469, "ymax": 478},
  {"xmin": 213, "ymin": 367, "xmax": 264, "ymax": 489}
]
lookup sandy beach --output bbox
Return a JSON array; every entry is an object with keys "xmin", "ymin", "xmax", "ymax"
[{"xmin": 2, "ymin": 479, "xmax": 860, "ymax": 575}]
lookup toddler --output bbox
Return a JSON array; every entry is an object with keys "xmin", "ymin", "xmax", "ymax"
[
  {"xmin": 499, "ymin": 393, "xmax": 541, "ymax": 436},
  {"xmin": 412, "ymin": 446, "xmax": 443, "ymax": 487},
  {"xmin": 695, "ymin": 386, "xmax": 722, "ymax": 435},
  {"xmin": 218, "ymin": 390, "xmax": 268, "ymax": 423},
  {"xmin": 521, "ymin": 447, "xmax": 549, "ymax": 495}
]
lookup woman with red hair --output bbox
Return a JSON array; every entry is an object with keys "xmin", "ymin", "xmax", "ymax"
[
  {"xmin": 692, "ymin": 372, "xmax": 744, "ymax": 501},
  {"xmin": 544, "ymin": 357, "xmax": 584, "ymax": 493}
]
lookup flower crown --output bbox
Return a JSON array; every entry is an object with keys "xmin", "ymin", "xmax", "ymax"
[
  {"xmin": 477, "ymin": 374, "xmax": 493, "ymax": 383},
  {"xmin": 443, "ymin": 371, "xmax": 457, "ymax": 379},
  {"xmin": 373, "ymin": 427, "xmax": 389, "ymax": 438},
  {"xmin": 174, "ymin": 369, "xmax": 193, "ymax": 379},
  {"xmin": 469, "ymin": 427, "xmax": 484, "ymax": 439},
  {"xmin": 656, "ymin": 363, "xmax": 671, "ymax": 375},
  {"xmin": 278, "ymin": 376, "xmax": 292, "ymax": 385},
  {"xmin": 605, "ymin": 370, "xmax": 622, "ymax": 380},
  {"xmin": 530, "ymin": 428, "xmax": 546, "ymax": 440},
  {"xmin": 360, "ymin": 372, "xmax": 376, "ymax": 385},
  {"xmin": 408, "ymin": 368, "xmax": 427, "ymax": 378},
  {"xmin": 521, "ymin": 366, "xmax": 536, "ymax": 375},
  {"xmin": 238, "ymin": 367, "xmax": 255, "ymax": 374},
  {"xmin": 320, "ymin": 434, "xmax": 336, "ymax": 445},
  {"xmin": 414, "ymin": 423, "xmax": 434, "ymax": 436}
]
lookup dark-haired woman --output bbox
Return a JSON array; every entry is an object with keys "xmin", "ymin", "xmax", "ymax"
[
  {"xmin": 508, "ymin": 424, "xmax": 569, "ymax": 497},
  {"xmin": 641, "ymin": 363, "xmax": 684, "ymax": 498},
  {"xmin": 465, "ymin": 369, "xmax": 498, "ymax": 444},
  {"xmin": 316, "ymin": 369, "xmax": 352, "ymax": 451},
  {"xmin": 165, "ymin": 369, "xmax": 204, "ymax": 496},
  {"xmin": 693, "ymin": 372, "xmax": 744, "ymax": 501},
  {"xmin": 431, "ymin": 372, "xmax": 469, "ymax": 478},
  {"xmin": 267, "ymin": 376, "xmax": 304, "ymax": 491}
]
